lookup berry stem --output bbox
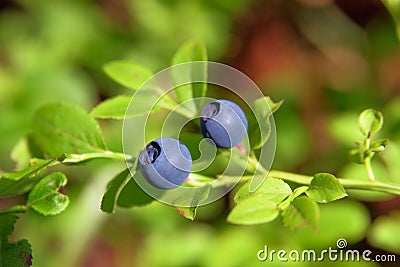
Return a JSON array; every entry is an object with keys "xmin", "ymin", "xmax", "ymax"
[
  {"xmin": 234, "ymin": 145, "xmax": 268, "ymax": 175},
  {"xmin": 364, "ymin": 157, "xmax": 376, "ymax": 181},
  {"xmin": 214, "ymin": 171, "xmax": 400, "ymax": 195},
  {"xmin": 363, "ymin": 133, "xmax": 376, "ymax": 181},
  {"xmin": 62, "ymin": 152, "xmax": 133, "ymax": 163}
]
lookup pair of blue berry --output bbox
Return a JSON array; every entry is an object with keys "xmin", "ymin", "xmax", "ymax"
[{"xmin": 139, "ymin": 100, "xmax": 248, "ymax": 189}]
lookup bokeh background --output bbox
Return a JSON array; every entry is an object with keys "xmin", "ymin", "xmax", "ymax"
[{"xmin": 1, "ymin": 0, "xmax": 400, "ymax": 266}]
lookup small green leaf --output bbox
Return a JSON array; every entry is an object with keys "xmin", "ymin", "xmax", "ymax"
[
  {"xmin": 27, "ymin": 172, "xmax": 69, "ymax": 216},
  {"xmin": 117, "ymin": 173, "xmax": 154, "ymax": 208},
  {"xmin": 247, "ymin": 97, "xmax": 283, "ymax": 150},
  {"xmin": 0, "ymin": 158, "xmax": 59, "ymax": 197},
  {"xmin": 368, "ymin": 139, "xmax": 389, "ymax": 153},
  {"xmin": 227, "ymin": 196, "xmax": 279, "ymax": 225},
  {"xmin": 278, "ymin": 186, "xmax": 309, "ymax": 210},
  {"xmin": 173, "ymin": 185, "xmax": 210, "ymax": 220},
  {"xmin": 1, "ymin": 239, "xmax": 32, "ymax": 266},
  {"xmin": 349, "ymin": 142, "xmax": 366, "ymax": 164},
  {"xmin": 101, "ymin": 169, "xmax": 131, "ymax": 213},
  {"xmin": 0, "ymin": 215, "xmax": 18, "ymax": 239},
  {"xmin": 176, "ymin": 206, "xmax": 196, "ymax": 221},
  {"xmin": 103, "ymin": 60, "xmax": 153, "ymax": 91},
  {"xmin": 91, "ymin": 95, "xmax": 133, "ymax": 119},
  {"xmin": 265, "ymin": 97, "xmax": 284, "ymax": 113},
  {"xmin": 32, "ymin": 103, "xmax": 107, "ymax": 157},
  {"xmin": 2, "ymin": 158, "xmax": 54, "ymax": 181},
  {"xmin": 91, "ymin": 93, "xmax": 164, "ymax": 120},
  {"xmin": 358, "ymin": 109, "xmax": 384, "ymax": 137},
  {"xmin": 306, "ymin": 173, "xmax": 348, "ymax": 203},
  {"xmin": 349, "ymin": 139, "xmax": 388, "ymax": 164},
  {"xmin": 171, "ymin": 39, "xmax": 207, "ymax": 112},
  {"xmin": 234, "ymin": 177, "xmax": 292, "ymax": 204},
  {"xmin": 282, "ymin": 196, "xmax": 320, "ymax": 231}
]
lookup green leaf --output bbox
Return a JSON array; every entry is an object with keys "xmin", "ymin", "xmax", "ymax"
[
  {"xmin": 2, "ymin": 158, "xmax": 54, "ymax": 181},
  {"xmin": 91, "ymin": 93, "xmax": 164, "ymax": 120},
  {"xmin": 101, "ymin": 169, "xmax": 131, "ymax": 213},
  {"xmin": 91, "ymin": 95, "xmax": 133, "ymax": 120},
  {"xmin": 382, "ymin": 0, "xmax": 400, "ymax": 41},
  {"xmin": 234, "ymin": 177, "xmax": 292, "ymax": 204},
  {"xmin": 176, "ymin": 206, "xmax": 196, "ymax": 221},
  {"xmin": 306, "ymin": 173, "xmax": 348, "ymax": 203},
  {"xmin": 227, "ymin": 196, "xmax": 279, "ymax": 225},
  {"xmin": 174, "ymin": 185, "xmax": 210, "ymax": 220},
  {"xmin": 0, "ymin": 158, "xmax": 59, "ymax": 197},
  {"xmin": 103, "ymin": 60, "xmax": 153, "ymax": 91},
  {"xmin": 369, "ymin": 211, "xmax": 400, "ymax": 254},
  {"xmin": 277, "ymin": 186, "xmax": 309, "ymax": 210},
  {"xmin": 1, "ymin": 239, "xmax": 32, "ymax": 266},
  {"xmin": 349, "ymin": 139, "xmax": 388, "ymax": 164},
  {"xmin": 247, "ymin": 97, "xmax": 283, "ymax": 150},
  {"xmin": 171, "ymin": 39, "xmax": 207, "ymax": 112},
  {"xmin": 0, "ymin": 215, "xmax": 18, "ymax": 239},
  {"xmin": 368, "ymin": 138, "xmax": 389, "ymax": 153},
  {"xmin": 358, "ymin": 109, "xmax": 384, "ymax": 137},
  {"xmin": 282, "ymin": 196, "xmax": 319, "ymax": 231},
  {"xmin": 117, "ymin": 172, "xmax": 154, "ymax": 208},
  {"xmin": 349, "ymin": 142, "xmax": 365, "ymax": 164},
  {"xmin": 27, "ymin": 172, "xmax": 69, "ymax": 216},
  {"xmin": 0, "ymin": 206, "xmax": 27, "ymax": 216},
  {"xmin": 32, "ymin": 103, "xmax": 107, "ymax": 157}
]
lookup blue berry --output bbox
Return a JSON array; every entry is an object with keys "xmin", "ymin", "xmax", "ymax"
[
  {"xmin": 200, "ymin": 99, "xmax": 248, "ymax": 148},
  {"xmin": 139, "ymin": 138, "xmax": 192, "ymax": 189}
]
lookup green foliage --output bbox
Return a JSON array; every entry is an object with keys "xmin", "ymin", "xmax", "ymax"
[
  {"xmin": 91, "ymin": 95, "xmax": 135, "ymax": 120},
  {"xmin": 173, "ymin": 185, "xmax": 211, "ymax": 219},
  {"xmin": 349, "ymin": 109, "xmax": 389, "ymax": 181},
  {"xmin": 227, "ymin": 196, "xmax": 279, "ymax": 225},
  {"xmin": 282, "ymin": 196, "xmax": 319, "ymax": 231},
  {"xmin": 0, "ymin": 215, "xmax": 32, "ymax": 266},
  {"xmin": 247, "ymin": 97, "xmax": 283, "ymax": 150},
  {"xmin": 32, "ymin": 103, "xmax": 107, "ymax": 157},
  {"xmin": 358, "ymin": 109, "xmax": 384, "ymax": 137},
  {"xmin": 103, "ymin": 60, "xmax": 154, "ymax": 91},
  {"xmin": 101, "ymin": 169, "xmax": 131, "ymax": 213},
  {"xmin": 0, "ymin": 158, "xmax": 58, "ymax": 197},
  {"xmin": 0, "ymin": 215, "xmax": 18, "ymax": 238},
  {"xmin": 234, "ymin": 177, "xmax": 292, "ymax": 204},
  {"xmin": 306, "ymin": 173, "xmax": 347, "ymax": 203},
  {"xmin": 1, "ymin": 35, "xmax": 400, "ymax": 266},
  {"xmin": 101, "ymin": 167, "xmax": 154, "ymax": 213},
  {"xmin": 1, "ymin": 239, "xmax": 32, "ymax": 267},
  {"xmin": 171, "ymin": 39, "xmax": 208, "ymax": 112},
  {"xmin": 117, "ymin": 175, "xmax": 155, "ymax": 208},
  {"xmin": 91, "ymin": 93, "xmax": 165, "ymax": 119},
  {"xmin": 27, "ymin": 172, "xmax": 69, "ymax": 216},
  {"xmin": 175, "ymin": 206, "xmax": 197, "ymax": 221}
]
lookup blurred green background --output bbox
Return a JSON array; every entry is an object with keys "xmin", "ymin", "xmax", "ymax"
[{"xmin": 1, "ymin": 0, "xmax": 400, "ymax": 266}]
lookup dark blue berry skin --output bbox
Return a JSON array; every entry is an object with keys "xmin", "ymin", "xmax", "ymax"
[
  {"xmin": 200, "ymin": 99, "xmax": 248, "ymax": 148},
  {"xmin": 139, "ymin": 138, "xmax": 192, "ymax": 189}
]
